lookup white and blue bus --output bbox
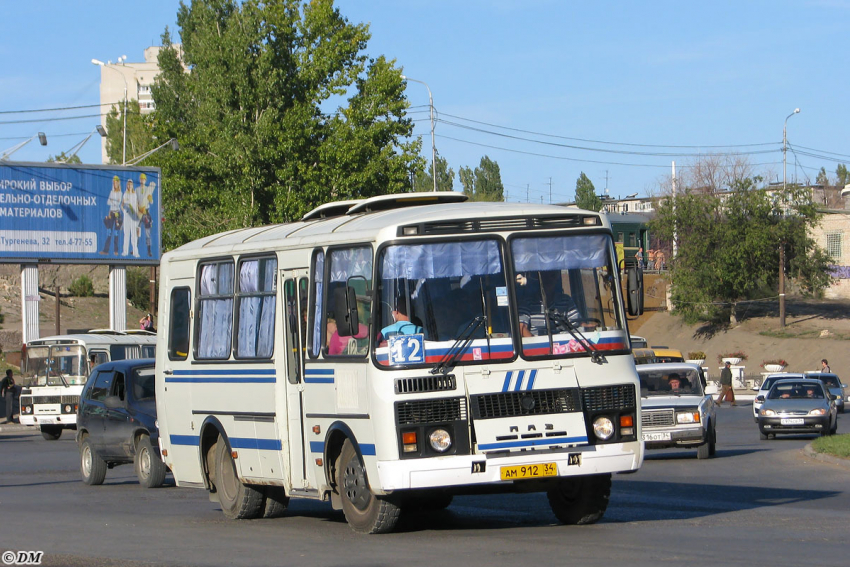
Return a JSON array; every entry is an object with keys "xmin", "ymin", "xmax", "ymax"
[
  {"xmin": 155, "ymin": 192, "xmax": 645, "ymax": 533},
  {"xmin": 19, "ymin": 330, "xmax": 156, "ymax": 440}
]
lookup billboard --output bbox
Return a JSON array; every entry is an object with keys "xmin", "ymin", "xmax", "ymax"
[{"xmin": 0, "ymin": 162, "xmax": 161, "ymax": 264}]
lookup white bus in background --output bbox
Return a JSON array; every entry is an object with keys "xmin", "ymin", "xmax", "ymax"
[
  {"xmin": 155, "ymin": 192, "xmax": 645, "ymax": 534},
  {"xmin": 19, "ymin": 330, "xmax": 156, "ymax": 440}
]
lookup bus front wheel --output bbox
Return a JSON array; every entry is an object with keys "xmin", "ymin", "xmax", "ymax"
[
  {"xmin": 547, "ymin": 473, "xmax": 611, "ymax": 525},
  {"xmin": 40, "ymin": 425, "xmax": 62, "ymax": 440},
  {"xmin": 336, "ymin": 439, "xmax": 400, "ymax": 534},
  {"xmin": 214, "ymin": 435, "xmax": 263, "ymax": 520}
]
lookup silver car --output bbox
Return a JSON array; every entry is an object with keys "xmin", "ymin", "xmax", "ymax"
[
  {"xmin": 752, "ymin": 373, "xmax": 803, "ymax": 422},
  {"xmin": 637, "ymin": 363, "xmax": 717, "ymax": 459},
  {"xmin": 757, "ymin": 378, "xmax": 838, "ymax": 439}
]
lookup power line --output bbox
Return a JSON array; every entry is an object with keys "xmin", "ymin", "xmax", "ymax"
[
  {"xmin": 0, "ymin": 102, "xmax": 121, "ymax": 115},
  {"xmin": 0, "ymin": 131, "xmax": 93, "ymax": 141},
  {"xmin": 788, "ymin": 143, "xmax": 850, "ymax": 161},
  {"xmin": 438, "ymin": 132, "xmax": 784, "ymax": 170},
  {"xmin": 434, "ymin": 118, "xmax": 781, "ymax": 158},
  {"xmin": 0, "ymin": 113, "xmax": 108, "ymax": 125},
  {"xmin": 438, "ymin": 111, "xmax": 780, "ymax": 149}
]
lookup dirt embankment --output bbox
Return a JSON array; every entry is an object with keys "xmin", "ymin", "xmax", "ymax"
[
  {"xmin": 631, "ymin": 300, "xmax": 850, "ymax": 376},
  {"xmin": 0, "ymin": 265, "xmax": 148, "ymax": 355}
]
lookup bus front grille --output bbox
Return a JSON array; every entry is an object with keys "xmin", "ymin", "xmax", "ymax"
[
  {"xmin": 396, "ymin": 398, "xmax": 467, "ymax": 425},
  {"xmin": 33, "ymin": 396, "xmax": 61, "ymax": 405},
  {"xmin": 395, "ymin": 375, "xmax": 457, "ymax": 394},
  {"xmin": 471, "ymin": 389, "xmax": 581, "ymax": 419},
  {"xmin": 582, "ymin": 384, "xmax": 636, "ymax": 412}
]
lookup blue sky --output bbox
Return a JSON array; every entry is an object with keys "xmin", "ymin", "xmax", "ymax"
[{"xmin": 2, "ymin": 1, "xmax": 849, "ymax": 203}]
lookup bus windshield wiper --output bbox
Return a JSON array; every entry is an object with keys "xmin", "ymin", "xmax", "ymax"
[
  {"xmin": 547, "ymin": 310, "xmax": 604, "ymax": 364},
  {"xmin": 431, "ymin": 315, "xmax": 486, "ymax": 375}
]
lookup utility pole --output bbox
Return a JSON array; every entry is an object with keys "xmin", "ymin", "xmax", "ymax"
[
  {"xmin": 548, "ymin": 177, "xmax": 552, "ymax": 204},
  {"xmin": 526, "ymin": 183, "xmax": 529, "ymax": 203},
  {"xmin": 779, "ymin": 242, "xmax": 786, "ymax": 328}
]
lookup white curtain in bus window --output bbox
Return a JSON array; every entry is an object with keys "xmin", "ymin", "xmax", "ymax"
[
  {"xmin": 236, "ymin": 257, "xmax": 277, "ymax": 358},
  {"xmin": 310, "ymin": 252, "xmax": 324, "ymax": 358},
  {"xmin": 329, "ymin": 247, "xmax": 373, "ymax": 282},
  {"xmin": 198, "ymin": 261, "xmax": 234, "ymax": 359},
  {"xmin": 380, "ymin": 240, "xmax": 501, "ymax": 278},
  {"xmin": 511, "ymin": 235, "xmax": 608, "ymax": 271}
]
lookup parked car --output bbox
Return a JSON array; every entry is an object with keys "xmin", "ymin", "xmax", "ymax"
[
  {"xmin": 651, "ymin": 346, "xmax": 685, "ymax": 363},
  {"xmin": 756, "ymin": 378, "xmax": 838, "ymax": 439},
  {"xmin": 637, "ymin": 363, "xmax": 717, "ymax": 459},
  {"xmin": 752, "ymin": 373, "xmax": 803, "ymax": 422},
  {"xmin": 804, "ymin": 372, "xmax": 846, "ymax": 413},
  {"xmin": 76, "ymin": 359, "xmax": 167, "ymax": 487}
]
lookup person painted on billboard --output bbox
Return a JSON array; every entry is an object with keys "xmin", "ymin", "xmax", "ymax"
[
  {"xmin": 137, "ymin": 173, "xmax": 156, "ymax": 257},
  {"xmin": 122, "ymin": 178, "xmax": 141, "ymax": 257},
  {"xmin": 99, "ymin": 175, "xmax": 123, "ymax": 255}
]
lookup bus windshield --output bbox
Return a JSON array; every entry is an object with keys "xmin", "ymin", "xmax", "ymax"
[
  {"xmin": 511, "ymin": 233, "xmax": 626, "ymax": 358},
  {"xmin": 23, "ymin": 345, "xmax": 88, "ymax": 386},
  {"xmin": 375, "ymin": 239, "xmax": 513, "ymax": 368}
]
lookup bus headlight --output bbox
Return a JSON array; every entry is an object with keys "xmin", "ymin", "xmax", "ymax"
[
  {"xmin": 592, "ymin": 416, "xmax": 614, "ymax": 440},
  {"xmin": 428, "ymin": 429, "xmax": 452, "ymax": 452}
]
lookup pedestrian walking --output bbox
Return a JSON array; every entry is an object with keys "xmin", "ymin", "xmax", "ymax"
[
  {"xmin": 1, "ymin": 369, "xmax": 18, "ymax": 423},
  {"xmin": 716, "ymin": 361, "xmax": 736, "ymax": 406}
]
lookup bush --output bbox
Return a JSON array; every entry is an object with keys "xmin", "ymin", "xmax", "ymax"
[
  {"xmin": 688, "ymin": 351, "xmax": 706, "ymax": 360},
  {"xmin": 69, "ymin": 275, "xmax": 94, "ymax": 297},
  {"xmin": 126, "ymin": 267, "xmax": 151, "ymax": 311}
]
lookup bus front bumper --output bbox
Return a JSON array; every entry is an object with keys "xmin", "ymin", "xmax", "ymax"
[{"xmin": 374, "ymin": 442, "xmax": 642, "ymax": 493}]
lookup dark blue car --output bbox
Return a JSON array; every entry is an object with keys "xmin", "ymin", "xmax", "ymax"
[{"xmin": 76, "ymin": 359, "xmax": 167, "ymax": 488}]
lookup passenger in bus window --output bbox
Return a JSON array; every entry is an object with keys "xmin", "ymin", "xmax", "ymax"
[
  {"xmin": 517, "ymin": 271, "xmax": 580, "ymax": 337},
  {"xmin": 378, "ymin": 302, "xmax": 422, "ymax": 343}
]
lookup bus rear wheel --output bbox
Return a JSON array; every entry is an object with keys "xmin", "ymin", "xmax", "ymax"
[
  {"xmin": 214, "ymin": 435, "xmax": 263, "ymax": 519},
  {"xmin": 336, "ymin": 439, "xmax": 400, "ymax": 534},
  {"xmin": 41, "ymin": 425, "xmax": 62, "ymax": 440},
  {"xmin": 547, "ymin": 473, "xmax": 611, "ymax": 525}
]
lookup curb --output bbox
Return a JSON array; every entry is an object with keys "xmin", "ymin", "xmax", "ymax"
[{"xmin": 803, "ymin": 442, "xmax": 850, "ymax": 469}]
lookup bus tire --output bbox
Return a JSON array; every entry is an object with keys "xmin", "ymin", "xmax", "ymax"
[
  {"xmin": 547, "ymin": 473, "xmax": 611, "ymax": 525},
  {"xmin": 214, "ymin": 435, "xmax": 263, "ymax": 520},
  {"xmin": 80, "ymin": 436, "xmax": 107, "ymax": 485},
  {"xmin": 41, "ymin": 425, "xmax": 63, "ymax": 440},
  {"xmin": 135, "ymin": 435, "xmax": 167, "ymax": 488},
  {"xmin": 336, "ymin": 439, "xmax": 400, "ymax": 534},
  {"xmin": 262, "ymin": 486, "xmax": 290, "ymax": 518}
]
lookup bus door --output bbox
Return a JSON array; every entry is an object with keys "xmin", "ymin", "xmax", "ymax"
[{"xmin": 280, "ymin": 270, "xmax": 313, "ymax": 491}]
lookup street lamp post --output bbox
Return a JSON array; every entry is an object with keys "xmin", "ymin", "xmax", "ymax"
[
  {"xmin": 401, "ymin": 75, "xmax": 437, "ymax": 192},
  {"xmin": 92, "ymin": 57, "xmax": 128, "ymax": 165},
  {"xmin": 0, "ymin": 132, "xmax": 47, "ymax": 160},
  {"xmin": 780, "ymin": 107, "xmax": 800, "ymax": 328}
]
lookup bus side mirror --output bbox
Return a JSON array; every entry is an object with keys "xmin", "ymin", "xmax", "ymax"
[
  {"xmin": 626, "ymin": 265, "xmax": 644, "ymax": 316},
  {"xmin": 333, "ymin": 285, "xmax": 359, "ymax": 338}
]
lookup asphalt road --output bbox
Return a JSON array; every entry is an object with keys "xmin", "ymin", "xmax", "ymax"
[{"xmin": 1, "ymin": 406, "xmax": 847, "ymax": 567}]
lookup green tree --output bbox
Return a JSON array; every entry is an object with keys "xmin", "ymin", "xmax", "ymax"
[
  {"xmin": 126, "ymin": 268, "xmax": 151, "ymax": 311},
  {"xmin": 149, "ymin": 0, "xmax": 420, "ymax": 249},
  {"xmin": 69, "ymin": 275, "xmax": 94, "ymax": 297},
  {"xmin": 816, "ymin": 167, "xmax": 829, "ymax": 186},
  {"xmin": 104, "ymin": 99, "xmax": 156, "ymax": 165},
  {"xmin": 46, "ymin": 152, "xmax": 82, "ymax": 164},
  {"xmin": 837, "ymin": 164, "xmax": 850, "ymax": 187},
  {"xmin": 458, "ymin": 155, "xmax": 504, "ymax": 202},
  {"xmin": 574, "ymin": 172, "xmax": 602, "ymax": 211},
  {"xmin": 651, "ymin": 182, "xmax": 831, "ymax": 325},
  {"xmin": 413, "ymin": 151, "xmax": 453, "ymax": 192}
]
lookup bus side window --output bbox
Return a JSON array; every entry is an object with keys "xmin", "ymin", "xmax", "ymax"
[
  {"xmin": 169, "ymin": 287, "xmax": 191, "ymax": 361},
  {"xmin": 284, "ymin": 278, "xmax": 300, "ymax": 384},
  {"xmin": 308, "ymin": 250, "xmax": 324, "ymax": 359},
  {"xmin": 196, "ymin": 260, "xmax": 235, "ymax": 360},
  {"xmin": 235, "ymin": 256, "xmax": 277, "ymax": 359}
]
